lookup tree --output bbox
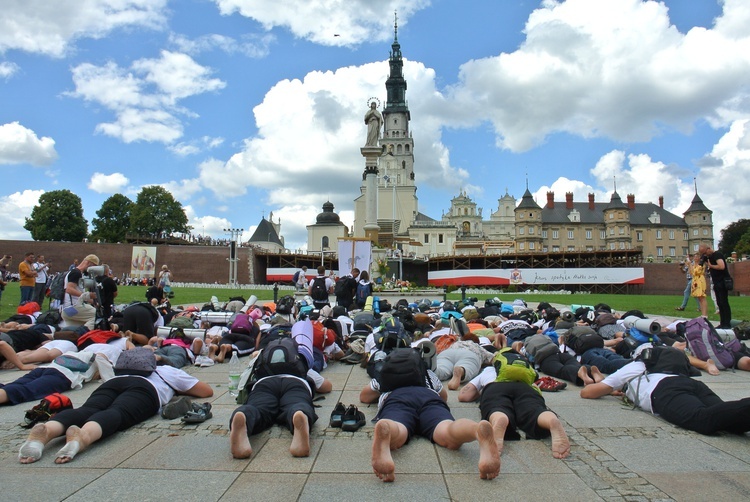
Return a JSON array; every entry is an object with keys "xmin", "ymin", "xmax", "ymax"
[
  {"xmin": 129, "ymin": 185, "xmax": 191, "ymax": 237},
  {"xmin": 717, "ymin": 219, "xmax": 750, "ymax": 255},
  {"xmin": 24, "ymin": 190, "xmax": 88, "ymax": 241},
  {"xmin": 90, "ymin": 194, "xmax": 134, "ymax": 243}
]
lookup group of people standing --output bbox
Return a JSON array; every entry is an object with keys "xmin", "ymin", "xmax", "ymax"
[{"xmin": 677, "ymin": 243, "xmax": 733, "ymax": 329}]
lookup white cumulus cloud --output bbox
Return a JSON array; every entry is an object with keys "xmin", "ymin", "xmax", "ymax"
[
  {"xmin": 0, "ymin": 0, "xmax": 168, "ymax": 57},
  {"xmin": 87, "ymin": 172, "xmax": 129, "ymax": 193},
  {"xmin": 0, "ymin": 61, "xmax": 19, "ymax": 79},
  {"xmin": 68, "ymin": 51, "xmax": 225, "ymax": 145},
  {"xmin": 0, "ymin": 122, "xmax": 58, "ymax": 166},
  {"xmin": 0, "ymin": 189, "xmax": 44, "ymax": 239}
]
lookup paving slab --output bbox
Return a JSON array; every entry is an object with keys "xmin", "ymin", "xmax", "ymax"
[
  {"xmin": 300, "ymin": 473, "xmax": 450, "ymax": 501},
  {"xmin": 0, "ymin": 467, "xmax": 106, "ymax": 502},
  {"xmin": 643, "ymin": 471, "xmax": 750, "ymax": 502},
  {"xmin": 445, "ymin": 473, "xmax": 603, "ymax": 501},
  {"xmin": 122, "ymin": 433, "xmax": 245, "ymax": 471},
  {"xmin": 220, "ymin": 472, "xmax": 308, "ymax": 501}
]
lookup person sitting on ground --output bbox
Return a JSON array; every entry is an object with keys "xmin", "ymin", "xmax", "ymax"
[
  {"xmin": 229, "ymin": 321, "xmax": 332, "ymax": 460},
  {"xmin": 580, "ymin": 344, "xmax": 750, "ymax": 435},
  {"xmin": 359, "ymin": 346, "xmax": 500, "ymax": 482},
  {"xmin": 1, "ymin": 338, "xmax": 131, "ymax": 406},
  {"xmin": 60, "ymin": 292, "xmax": 97, "ymax": 331},
  {"xmin": 18, "ymin": 361, "xmax": 213, "ymax": 464},
  {"xmin": 121, "ymin": 302, "xmax": 163, "ymax": 346}
]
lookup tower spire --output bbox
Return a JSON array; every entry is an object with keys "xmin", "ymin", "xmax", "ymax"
[
  {"xmin": 613, "ymin": 175, "xmax": 617, "ymax": 193},
  {"xmin": 394, "ymin": 10, "xmax": 398, "ymax": 43},
  {"xmin": 694, "ymin": 177, "xmax": 698, "ymax": 194}
]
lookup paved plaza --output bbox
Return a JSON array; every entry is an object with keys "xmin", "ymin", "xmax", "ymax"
[{"xmin": 1, "ymin": 317, "xmax": 749, "ymax": 501}]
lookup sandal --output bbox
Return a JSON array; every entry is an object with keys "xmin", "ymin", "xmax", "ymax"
[
  {"xmin": 535, "ymin": 376, "xmax": 567, "ymax": 392},
  {"xmin": 341, "ymin": 405, "xmax": 366, "ymax": 432},
  {"xmin": 181, "ymin": 402, "xmax": 213, "ymax": 423},
  {"xmin": 329, "ymin": 402, "xmax": 346, "ymax": 428}
]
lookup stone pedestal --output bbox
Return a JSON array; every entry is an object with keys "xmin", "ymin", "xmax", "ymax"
[{"xmin": 361, "ymin": 146, "xmax": 382, "ymax": 244}]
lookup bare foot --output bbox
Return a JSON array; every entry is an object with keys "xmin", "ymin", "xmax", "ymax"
[
  {"xmin": 55, "ymin": 425, "xmax": 91, "ymax": 464},
  {"xmin": 230, "ymin": 412, "xmax": 253, "ymax": 459},
  {"xmin": 489, "ymin": 413, "xmax": 509, "ymax": 457},
  {"xmin": 548, "ymin": 417, "xmax": 570, "ymax": 459},
  {"xmin": 372, "ymin": 420, "xmax": 396, "ymax": 482},
  {"xmin": 448, "ymin": 366, "xmax": 465, "ymax": 390},
  {"xmin": 216, "ymin": 345, "xmax": 230, "ymax": 364},
  {"xmin": 289, "ymin": 411, "xmax": 310, "ymax": 457},
  {"xmin": 706, "ymin": 361, "xmax": 720, "ymax": 376},
  {"xmin": 18, "ymin": 423, "xmax": 48, "ymax": 464},
  {"xmin": 590, "ymin": 366, "xmax": 605, "ymax": 383},
  {"xmin": 578, "ymin": 366, "xmax": 594, "ymax": 386},
  {"xmin": 477, "ymin": 420, "xmax": 500, "ymax": 480}
]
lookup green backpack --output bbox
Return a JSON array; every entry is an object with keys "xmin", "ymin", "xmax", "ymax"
[{"xmin": 492, "ymin": 347, "xmax": 538, "ymax": 386}]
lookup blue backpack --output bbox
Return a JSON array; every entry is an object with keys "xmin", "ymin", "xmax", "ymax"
[{"xmin": 356, "ymin": 282, "xmax": 370, "ymax": 306}]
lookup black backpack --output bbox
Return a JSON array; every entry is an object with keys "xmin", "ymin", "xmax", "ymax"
[
  {"xmin": 636, "ymin": 345, "xmax": 699, "ymax": 377},
  {"xmin": 36, "ymin": 309, "xmax": 62, "ymax": 327},
  {"xmin": 377, "ymin": 347, "xmax": 432, "ymax": 392},
  {"xmin": 334, "ymin": 277, "xmax": 351, "ymax": 297},
  {"xmin": 258, "ymin": 323, "xmax": 293, "ymax": 350},
  {"xmin": 310, "ymin": 277, "xmax": 328, "ymax": 302},
  {"xmin": 564, "ymin": 326, "xmax": 604, "ymax": 354},
  {"xmin": 48, "ymin": 272, "xmax": 69, "ymax": 302},
  {"xmin": 255, "ymin": 337, "xmax": 308, "ymax": 379}
]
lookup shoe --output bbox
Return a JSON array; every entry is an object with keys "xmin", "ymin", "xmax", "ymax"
[
  {"xmin": 535, "ymin": 376, "xmax": 567, "ymax": 392},
  {"xmin": 341, "ymin": 405, "xmax": 366, "ymax": 432},
  {"xmin": 329, "ymin": 402, "xmax": 346, "ymax": 428},
  {"xmin": 182, "ymin": 402, "xmax": 213, "ymax": 423},
  {"xmin": 161, "ymin": 396, "xmax": 193, "ymax": 419},
  {"xmin": 674, "ymin": 307, "xmax": 685, "ymax": 311},
  {"xmin": 195, "ymin": 355, "xmax": 215, "ymax": 367}
]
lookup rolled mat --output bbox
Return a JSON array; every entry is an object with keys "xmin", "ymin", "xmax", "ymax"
[{"xmin": 623, "ymin": 316, "xmax": 661, "ymax": 334}]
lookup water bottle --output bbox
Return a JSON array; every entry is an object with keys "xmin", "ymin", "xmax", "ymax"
[{"xmin": 228, "ymin": 351, "xmax": 241, "ymax": 397}]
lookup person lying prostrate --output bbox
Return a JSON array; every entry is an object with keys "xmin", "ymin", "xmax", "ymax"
[{"xmin": 18, "ymin": 363, "xmax": 213, "ymax": 464}]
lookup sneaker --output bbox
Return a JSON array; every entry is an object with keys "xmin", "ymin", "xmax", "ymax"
[
  {"xmin": 161, "ymin": 396, "xmax": 193, "ymax": 419},
  {"xmin": 674, "ymin": 307, "xmax": 685, "ymax": 311},
  {"xmin": 535, "ymin": 376, "xmax": 567, "ymax": 392},
  {"xmin": 195, "ymin": 355, "xmax": 215, "ymax": 367}
]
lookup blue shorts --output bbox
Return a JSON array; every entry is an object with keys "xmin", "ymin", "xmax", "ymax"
[{"xmin": 377, "ymin": 386, "xmax": 453, "ymax": 442}]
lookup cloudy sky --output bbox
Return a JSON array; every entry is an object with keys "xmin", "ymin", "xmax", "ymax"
[{"xmin": 1, "ymin": 0, "xmax": 748, "ymax": 250}]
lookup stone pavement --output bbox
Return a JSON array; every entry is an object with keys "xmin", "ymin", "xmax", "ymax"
[{"xmin": 1, "ymin": 328, "xmax": 750, "ymax": 501}]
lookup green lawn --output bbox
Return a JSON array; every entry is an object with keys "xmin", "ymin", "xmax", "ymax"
[{"xmin": 3, "ymin": 282, "xmax": 747, "ymax": 322}]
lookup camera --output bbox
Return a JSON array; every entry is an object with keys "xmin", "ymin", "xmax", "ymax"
[{"xmin": 698, "ymin": 255, "xmax": 707, "ymax": 266}]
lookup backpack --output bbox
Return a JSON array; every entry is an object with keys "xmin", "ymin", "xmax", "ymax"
[
  {"xmin": 22, "ymin": 393, "xmax": 73, "ymax": 428},
  {"xmin": 254, "ymin": 337, "xmax": 308, "ymax": 380},
  {"xmin": 636, "ymin": 345, "xmax": 699, "ymax": 377},
  {"xmin": 310, "ymin": 277, "xmax": 328, "ymax": 302},
  {"xmin": 378, "ymin": 347, "xmax": 431, "ymax": 392},
  {"xmin": 523, "ymin": 334, "xmax": 559, "ymax": 364},
  {"xmin": 374, "ymin": 318, "xmax": 411, "ymax": 353},
  {"xmin": 36, "ymin": 309, "xmax": 62, "ymax": 327},
  {"xmin": 76, "ymin": 329, "xmax": 121, "ymax": 349},
  {"xmin": 258, "ymin": 323, "xmax": 293, "ymax": 350},
  {"xmin": 292, "ymin": 270, "xmax": 301, "ymax": 284},
  {"xmin": 492, "ymin": 348, "xmax": 538, "ymax": 385},
  {"xmin": 684, "ymin": 317, "xmax": 741, "ymax": 370},
  {"xmin": 276, "ymin": 295, "xmax": 295, "ymax": 315},
  {"xmin": 168, "ymin": 316, "xmax": 195, "ymax": 330},
  {"xmin": 229, "ymin": 313, "xmax": 254, "ymax": 334},
  {"xmin": 48, "ymin": 272, "xmax": 68, "ymax": 302},
  {"xmin": 334, "ymin": 277, "xmax": 350, "ymax": 297},
  {"xmin": 356, "ymin": 282, "xmax": 370, "ymax": 306},
  {"xmin": 113, "ymin": 347, "xmax": 157, "ymax": 377},
  {"xmin": 434, "ymin": 334, "xmax": 458, "ymax": 354},
  {"xmin": 564, "ymin": 326, "xmax": 604, "ymax": 354}
]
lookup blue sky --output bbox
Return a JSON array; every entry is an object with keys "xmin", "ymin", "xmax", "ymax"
[{"xmin": 1, "ymin": 0, "xmax": 748, "ymax": 250}]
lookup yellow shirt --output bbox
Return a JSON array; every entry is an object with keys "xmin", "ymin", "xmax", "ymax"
[{"xmin": 19, "ymin": 261, "xmax": 36, "ymax": 287}]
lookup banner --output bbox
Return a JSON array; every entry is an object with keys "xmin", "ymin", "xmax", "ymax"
[
  {"xmin": 338, "ymin": 239, "xmax": 372, "ymax": 277},
  {"xmin": 130, "ymin": 246, "xmax": 157, "ymax": 280},
  {"xmin": 428, "ymin": 268, "xmax": 645, "ymax": 286}
]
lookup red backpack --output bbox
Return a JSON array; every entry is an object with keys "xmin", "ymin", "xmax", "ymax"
[{"xmin": 76, "ymin": 329, "xmax": 120, "ymax": 349}]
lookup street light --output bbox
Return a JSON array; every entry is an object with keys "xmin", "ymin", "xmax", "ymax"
[{"xmin": 224, "ymin": 228, "xmax": 244, "ymax": 285}]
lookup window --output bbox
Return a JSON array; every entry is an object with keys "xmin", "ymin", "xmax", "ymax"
[
  {"xmin": 552, "ymin": 230, "xmax": 559, "ymax": 239},
  {"xmin": 552, "ymin": 245, "xmax": 560, "ymax": 252},
  {"xmin": 543, "ymin": 246, "xmax": 548, "ymax": 252},
  {"xmin": 424, "ymin": 233, "xmax": 429, "ymax": 244},
  {"xmin": 693, "ymin": 229, "xmax": 698, "ymax": 236},
  {"xmin": 657, "ymin": 246, "xmax": 663, "ymax": 257},
  {"xmin": 703, "ymin": 229, "xmax": 708, "ymax": 235},
  {"xmin": 518, "ymin": 227, "xmax": 525, "ymax": 235},
  {"xmin": 619, "ymin": 242, "xmax": 625, "ymax": 249},
  {"xmin": 585, "ymin": 230, "xmax": 592, "ymax": 240},
  {"xmin": 610, "ymin": 243, "xmax": 615, "ymax": 250},
  {"xmin": 702, "ymin": 215, "xmax": 707, "ymax": 221},
  {"xmin": 683, "ymin": 247, "xmax": 688, "ymax": 256},
  {"xmin": 322, "ymin": 236, "xmax": 329, "ymax": 249},
  {"xmin": 586, "ymin": 246, "xmax": 593, "ymax": 251},
  {"xmin": 636, "ymin": 231, "xmax": 643, "ymax": 242},
  {"xmin": 567, "ymin": 245, "xmax": 574, "ymax": 251},
  {"xmin": 529, "ymin": 226, "xmax": 534, "ymax": 235},
  {"xmin": 519, "ymin": 213, "xmax": 524, "ymax": 219},
  {"xmin": 567, "ymin": 230, "xmax": 574, "ymax": 239},
  {"xmin": 669, "ymin": 247, "xmax": 676, "ymax": 256},
  {"xmin": 693, "ymin": 243, "xmax": 699, "ymax": 252},
  {"xmin": 684, "ymin": 231, "xmax": 689, "ymax": 240},
  {"xmin": 519, "ymin": 242, "xmax": 525, "ymax": 250},
  {"xmin": 529, "ymin": 212, "xmax": 533, "ymax": 218},
  {"xmin": 438, "ymin": 234, "xmax": 444, "ymax": 244},
  {"xmin": 600, "ymin": 230, "xmax": 606, "ymax": 240},
  {"xmin": 529, "ymin": 242, "xmax": 535, "ymax": 250},
  {"xmin": 669, "ymin": 230, "xmax": 675, "ymax": 240},
  {"xmin": 609, "ymin": 228, "xmax": 615, "ymax": 236},
  {"xmin": 619, "ymin": 226, "xmax": 625, "ymax": 235},
  {"xmin": 542, "ymin": 230, "xmax": 548, "ymax": 238},
  {"xmin": 609, "ymin": 213, "xmax": 614, "ymax": 219},
  {"xmin": 656, "ymin": 230, "xmax": 662, "ymax": 239}
]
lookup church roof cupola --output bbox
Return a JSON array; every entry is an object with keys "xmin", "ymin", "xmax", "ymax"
[{"xmin": 384, "ymin": 11, "xmax": 409, "ymax": 117}]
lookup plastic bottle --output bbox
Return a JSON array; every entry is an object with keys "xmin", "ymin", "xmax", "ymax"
[{"xmin": 228, "ymin": 351, "xmax": 241, "ymax": 397}]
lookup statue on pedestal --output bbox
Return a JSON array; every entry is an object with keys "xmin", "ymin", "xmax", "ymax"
[{"xmin": 364, "ymin": 99, "xmax": 382, "ymax": 147}]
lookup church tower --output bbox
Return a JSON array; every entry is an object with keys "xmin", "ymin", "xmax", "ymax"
[{"xmin": 354, "ymin": 13, "xmax": 418, "ymax": 246}]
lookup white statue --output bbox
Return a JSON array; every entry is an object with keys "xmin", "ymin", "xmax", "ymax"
[{"xmin": 364, "ymin": 101, "xmax": 383, "ymax": 146}]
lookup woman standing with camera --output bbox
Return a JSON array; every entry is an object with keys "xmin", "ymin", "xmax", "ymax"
[{"xmin": 690, "ymin": 253, "xmax": 708, "ymax": 318}]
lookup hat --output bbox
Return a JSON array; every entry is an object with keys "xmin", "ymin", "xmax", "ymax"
[{"xmin": 83, "ymin": 254, "xmax": 100, "ymax": 265}]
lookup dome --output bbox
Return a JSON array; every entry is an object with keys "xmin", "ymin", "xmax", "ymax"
[{"xmin": 316, "ymin": 201, "xmax": 341, "ymax": 224}]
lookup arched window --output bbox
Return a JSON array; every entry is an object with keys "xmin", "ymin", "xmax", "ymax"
[
  {"xmin": 405, "ymin": 144, "xmax": 410, "ymax": 153},
  {"xmin": 397, "ymin": 144, "xmax": 402, "ymax": 154},
  {"xmin": 321, "ymin": 236, "xmax": 329, "ymax": 249}
]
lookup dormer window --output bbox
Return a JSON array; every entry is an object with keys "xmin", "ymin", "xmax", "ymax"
[
  {"xmin": 568, "ymin": 209, "xmax": 580, "ymax": 222},
  {"xmin": 648, "ymin": 211, "xmax": 660, "ymax": 224}
]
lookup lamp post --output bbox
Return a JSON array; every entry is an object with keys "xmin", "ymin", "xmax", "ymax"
[{"xmin": 223, "ymin": 228, "xmax": 244, "ymax": 285}]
